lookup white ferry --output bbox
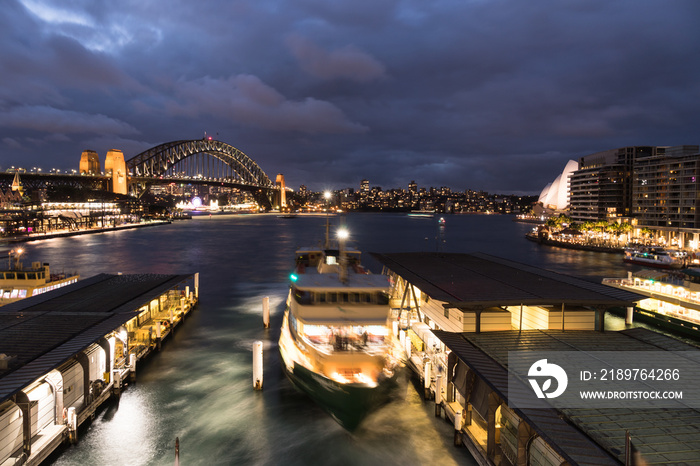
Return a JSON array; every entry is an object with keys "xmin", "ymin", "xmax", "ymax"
[
  {"xmin": 0, "ymin": 248, "xmax": 79, "ymax": 305},
  {"xmin": 622, "ymin": 247, "xmax": 683, "ymax": 269},
  {"xmin": 278, "ymin": 229, "xmax": 403, "ymax": 430}
]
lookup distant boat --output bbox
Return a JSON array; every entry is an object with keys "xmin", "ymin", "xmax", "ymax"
[
  {"xmin": 408, "ymin": 210, "xmax": 435, "ymax": 218},
  {"xmin": 1, "ymin": 248, "xmax": 79, "ymax": 305}
]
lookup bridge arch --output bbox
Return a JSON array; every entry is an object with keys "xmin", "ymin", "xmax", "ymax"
[{"xmin": 126, "ymin": 139, "xmax": 274, "ymax": 188}]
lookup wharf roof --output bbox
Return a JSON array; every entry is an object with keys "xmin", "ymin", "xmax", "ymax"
[
  {"xmin": 433, "ymin": 328, "xmax": 700, "ymax": 465},
  {"xmin": 0, "ymin": 273, "xmax": 193, "ymax": 403},
  {"xmin": 371, "ymin": 252, "xmax": 644, "ymax": 308}
]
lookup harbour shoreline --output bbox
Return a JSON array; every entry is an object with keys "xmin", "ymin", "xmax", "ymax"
[{"xmin": 1, "ymin": 220, "xmax": 171, "ymax": 244}]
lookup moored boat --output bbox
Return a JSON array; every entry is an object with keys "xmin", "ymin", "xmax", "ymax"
[
  {"xmin": 622, "ymin": 247, "xmax": 684, "ymax": 269},
  {"xmin": 0, "ymin": 247, "xmax": 79, "ymax": 305},
  {"xmin": 278, "ymin": 229, "xmax": 403, "ymax": 430}
]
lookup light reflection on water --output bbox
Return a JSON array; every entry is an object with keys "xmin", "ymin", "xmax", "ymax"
[{"xmin": 25, "ymin": 213, "xmax": 647, "ymax": 465}]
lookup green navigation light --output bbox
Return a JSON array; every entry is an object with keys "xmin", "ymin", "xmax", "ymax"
[{"xmin": 290, "ymin": 273, "xmax": 298, "ymax": 282}]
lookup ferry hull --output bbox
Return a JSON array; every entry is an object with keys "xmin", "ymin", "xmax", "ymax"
[
  {"xmin": 282, "ymin": 361, "xmax": 399, "ymax": 431},
  {"xmin": 609, "ymin": 306, "xmax": 700, "ymax": 341},
  {"xmin": 622, "ymin": 258, "xmax": 682, "ymax": 269}
]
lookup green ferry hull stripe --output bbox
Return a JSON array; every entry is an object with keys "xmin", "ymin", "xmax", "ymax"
[{"xmin": 284, "ymin": 362, "xmax": 399, "ymax": 431}]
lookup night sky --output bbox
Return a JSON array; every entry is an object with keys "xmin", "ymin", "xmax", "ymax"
[{"xmin": 1, "ymin": 0, "xmax": 698, "ymax": 195}]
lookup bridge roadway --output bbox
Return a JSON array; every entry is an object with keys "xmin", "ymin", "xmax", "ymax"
[
  {"xmin": 1, "ymin": 139, "xmax": 281, "ymax": 208},
  {"xmin": 0, "ymin": 172, "xmax": 275, "ymax": 193},
  {"xmin": 0, "ymin": 173, "xmax": 279, "ymax": 209}
]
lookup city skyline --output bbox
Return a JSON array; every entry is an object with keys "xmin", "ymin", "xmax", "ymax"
[{"xmin": 1, "ymin": 0, "xmax": 698, "ymax": 196}]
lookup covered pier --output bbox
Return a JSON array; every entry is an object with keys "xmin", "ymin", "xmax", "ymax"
[
  {"xmin": 0, "ymin": 272, "xmax": 198, "ymax": 465},
  {"xmin": 372, "ymin": 252, "xmax": 643, "ymax": 334},
  {"xmin": 369, "ymin": 252, "xmax": 693, "ymax": 465},
  {"xmin": 434, "ymin": 328, "xmax": 700, "ymax": 465}
]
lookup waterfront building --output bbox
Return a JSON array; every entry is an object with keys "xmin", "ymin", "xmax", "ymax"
[
  {"xmin": 633, "ymin": 145, "xmax": 700, "ymax": 245},
  {"xmin": 568, "ymin": 147, "xmax": 660, "ymax": 223},
  {"xmin": 538, "ymin": 145, "xmax": 700, "ymax": 248}
]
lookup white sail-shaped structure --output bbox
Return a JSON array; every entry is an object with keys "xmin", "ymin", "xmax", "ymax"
[{"xmin": 537, "ymin": 160, "xmax": 578, "ymax": 212}]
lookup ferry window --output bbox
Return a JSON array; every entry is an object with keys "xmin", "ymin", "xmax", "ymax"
[
  {"xmin": 444, "ymin": 308, "xmax": 450, "ymax": 319},
  {"xmin": 361, "ymin": 293, "xmax": 371, "ymax": 303},
  {"xmin": 351, "ymin": 292, "xmax": 361, "ymax": 303},
  {"xmin": 377, "ymin": 292, "xmax": 389, "ymax": 305},
  {"xmin": 18, "ymin": 289, "xmax": 27, "ymax": 298},
  {"xmin": 294, "ymin": 289, "xmax": 312, "ymax": 304},
  {"xmin": 27, "ymin": 273, "xmax": 36, "ymax": 280},
  {"xmin": 328, "ymin": 293, "xmax": 338, "ymax": 303},
  {"xmin": 5, "ymin": 273, "xmax": 14, "ymax": 279},
  {"xmin": 316, "ymin": 293, "xmax": 326, "ymax": 303},
  {"xmin": 17, "ymin": 273, "xmax": 25, "ymax": 279},
  {"xmin": 340, "ymin": 293, "xmax": 349, "ymax": 303}
]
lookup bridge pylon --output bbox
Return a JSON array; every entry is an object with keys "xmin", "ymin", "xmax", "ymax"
[{"xmin": 275, "ymin": 173, "xmax": 287, "ymax": 209}]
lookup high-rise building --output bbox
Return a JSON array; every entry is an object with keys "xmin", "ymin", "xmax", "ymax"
[
  {"xmin": 360, "ymin": 179, "xmax": 369, "ymax": 193},
  {"xmin": 633, "ymin": 145, "xmax": 700, "ymax": 230},
  {"xmin": 569, "ymin": 147, "xmax": 659, "ymax": 223}
]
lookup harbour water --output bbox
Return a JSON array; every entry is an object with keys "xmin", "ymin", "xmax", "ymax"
[{"xmin": 9, "ymin": 213, "xmax": 643, "ymax": 465}]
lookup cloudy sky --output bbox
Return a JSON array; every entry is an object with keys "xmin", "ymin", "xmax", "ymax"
[{"xmin": 1, "ymin": 0, "xmax": 698, "ymax": 194}]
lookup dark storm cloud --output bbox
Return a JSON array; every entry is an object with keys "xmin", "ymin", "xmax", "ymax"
[
  {"xmin": 286, "ymin": 34, "xmax": 387, "ymax": 82},
  {"xmin": 1, "ymin": 0, "xmax": 698, "ymax": 194}
]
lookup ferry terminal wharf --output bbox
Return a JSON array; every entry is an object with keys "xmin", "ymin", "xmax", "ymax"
[
  {"xmin": 1, "ymin": 220, "xmax": 171, "ymax": 244},
  {"xmin": 372, "ymin": 252, "xmax": 700, "ymax": 465},
  {"xmin": 0, "ymin": 271, "xmax": 199, "ymax": 466}
]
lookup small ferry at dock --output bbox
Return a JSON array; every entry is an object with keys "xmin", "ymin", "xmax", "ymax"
[
  {"xmin": 0, "ymin": 248, "xmax": 79, "ymax": 305},
  {"xmin": 278, "ymin": 229, "xmax": 403, "ymax": 430},
  {"xmin": 622, "ymin": 247, "xmax": 684, "ymax": 269}
]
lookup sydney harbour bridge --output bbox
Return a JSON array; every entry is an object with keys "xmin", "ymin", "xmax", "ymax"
[{"xmin": 0, "ymin": 139, "xmax": 283, "ymax": 210}]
